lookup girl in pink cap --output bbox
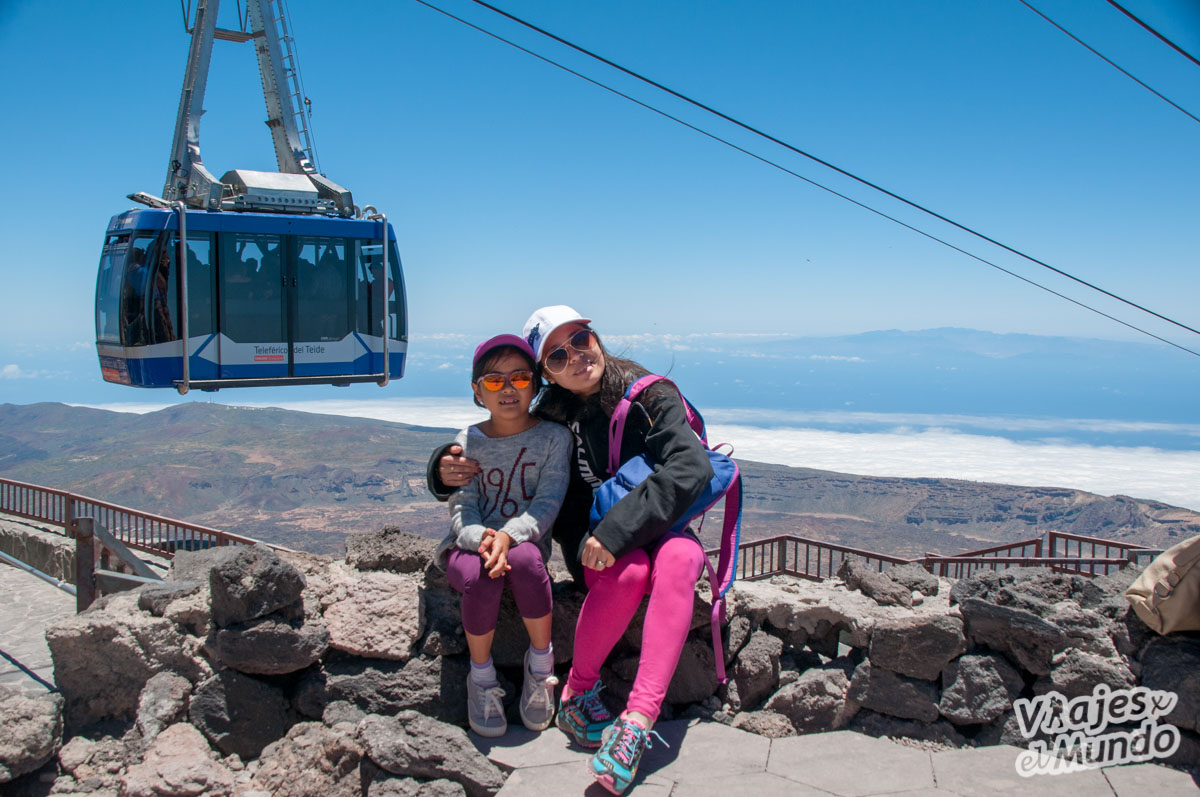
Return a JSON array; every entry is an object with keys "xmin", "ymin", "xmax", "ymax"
[
  {"xmin": 433, "ymin": 334, "xmax": 572, "ymax": 739},
  {"xmin": 433, "ymin": 307, "xmax": 714, "ymax": 794}
]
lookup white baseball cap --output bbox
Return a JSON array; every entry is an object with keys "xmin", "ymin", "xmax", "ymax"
[{"xmin": 522, "ymin": 305, "xmax": 592, "ymax": 362}]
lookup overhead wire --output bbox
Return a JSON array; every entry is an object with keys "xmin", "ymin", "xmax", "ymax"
[
  {"xmin": 410, "ymin": 0, "xmax": 1200, "ymax": 357},
  {"xmin": 461, "ymin": 0, "xmax": 1200, "ymax": 343},
  {"xmin": 1017, "ymin": 0, "xmax": 1200, "ymax": 126},
  {"xmin": 1107, "ymin": 0, "xmax": 1200, "ymax": 68}
]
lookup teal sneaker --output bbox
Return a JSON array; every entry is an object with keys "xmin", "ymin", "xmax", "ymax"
[
  {"xmin": 555, "ymin": 681, "xmax": 614, "ymax": 748},
  {"xmin": 590, "ymin": 716, "xmax": 667, "ymax": 795}
]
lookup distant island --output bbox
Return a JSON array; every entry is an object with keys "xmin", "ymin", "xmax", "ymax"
[{"xmin": 1, "ymin": 402, "xmax": 1195, "ymax": 557}]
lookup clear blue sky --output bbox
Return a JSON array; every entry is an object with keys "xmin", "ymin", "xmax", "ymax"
[{"xmin": 1, "ymin": 0, "xmax": 1198, "ymax": 352}]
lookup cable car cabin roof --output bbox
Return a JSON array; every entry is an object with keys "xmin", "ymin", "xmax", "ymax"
[
  {"xmin": 106, "ymin": 207, "xmax": 398, "ymax": 240},
  {"xmin": 96, "ymin": 207, "xmax": 406, "ymax": 393}
]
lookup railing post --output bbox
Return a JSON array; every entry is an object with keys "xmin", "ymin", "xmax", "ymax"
[{"xmin": 75, "ymin": 517, "xmax": 97, "ymax": 612}]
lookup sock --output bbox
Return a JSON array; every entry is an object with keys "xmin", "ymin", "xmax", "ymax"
[
  {"xmin": 620, "ymin": 712, "xmax": 647, "ymax": 730},
  {"xmin": 470, "ymin": 658, "xmax": 497, "ymax": 686},
  {"xmin": 529, "ymin": 643, "xmax": 554, "ymax": 676}
]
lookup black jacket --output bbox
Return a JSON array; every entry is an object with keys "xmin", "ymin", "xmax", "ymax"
[{"xmin": 426, "ymin": 384, "xmax": 714, "ymax": 584}]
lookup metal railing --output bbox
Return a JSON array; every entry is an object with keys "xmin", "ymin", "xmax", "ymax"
[
  {"xmin": 919, "ymin": 536, "xmax": 1044, "ymax": 578},
  {"xmin": 710, "ymin": 530, "xmax": 1162, "ymax": 584},
  {"xmin": 1, "ymin": 477, "xmax": 264, "ymax": 559},
  {"xmin": 1046, "ymin": 530, "xmax": 1159, "ymax": 574},
  {"xmin": 727, "ymin": 534, "xmax": 911, "ymax": 582},
  {"xmin": 919, "ymin": 555, "xmax": 1131, "ymax": 579}
]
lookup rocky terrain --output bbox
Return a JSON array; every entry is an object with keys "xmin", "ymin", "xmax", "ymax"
[
  {"xmin": 1, "ymin": 527, "xmax": 1197, "ymax": 793},
  {"xmin": 1, "ymin": 402, "xmax": 1196, "ymax": 557}
]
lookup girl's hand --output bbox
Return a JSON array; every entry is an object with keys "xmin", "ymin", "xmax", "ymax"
[
  {"xmin": 582, "ymin": 536, "xmax": 616, "ymax": 571},
  {"xmin": 482, "ymin": 530, "xmax": 513, "ymax": 578},
  {"xmin": 439, "ymin": 445, "xmax": 481, "ymax": 487}
]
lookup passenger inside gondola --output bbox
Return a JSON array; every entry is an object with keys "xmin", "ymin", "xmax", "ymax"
[
  {"xmin": 150, "ymin": 247, "xmax": 175, "ymax": 343},
  {"xmin": 121, "ymin": 246, "xmax": 149, "ymax": 346}
]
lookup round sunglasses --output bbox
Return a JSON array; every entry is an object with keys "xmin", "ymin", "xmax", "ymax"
[
  {"xmin": 543, "ymin": 328, "xmax": 598, "ymax": 375},
  {"xmin": 477, "ymin": 370, "xmax": 534, "ymax": 392}
]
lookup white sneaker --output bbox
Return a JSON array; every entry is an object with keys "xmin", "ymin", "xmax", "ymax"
[
  {"xmin": 519, "ymin": 649, "xmax": 559, "ymax": 731},
  {"xmin": 467, "ymin": 673, "xmax": 507, "ymax": 737}
]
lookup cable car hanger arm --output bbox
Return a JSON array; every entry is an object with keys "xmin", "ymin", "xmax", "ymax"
[{"xmin": 161, "ymin": 0, "xmax": 353, "ymax": 216}]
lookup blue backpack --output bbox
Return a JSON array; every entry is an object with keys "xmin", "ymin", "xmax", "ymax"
[{"xmin": 589, "ymin": 375, "xmax": 743, "ymax": 682}]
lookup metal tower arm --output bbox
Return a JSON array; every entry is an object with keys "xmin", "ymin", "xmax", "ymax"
[
  {"xmin": 161, "ymin": 0, "xmax": 353, "ymax": 213},
  {"xmin": 163, "ymin": 0, "xmax": 222, "ymax": 208},
  {"xmin": 247, "ymin": 0, "xmax": 316, "ymax": 175}
]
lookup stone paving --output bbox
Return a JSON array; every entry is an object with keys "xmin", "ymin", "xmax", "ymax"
[
  {"xmin": 1, "ymin": 527, "xmax": 1196, "ymax": 795},
  {"xmin": 0, "ymin": 555, "xmax": 73, "ymax": 695},
  {"xmin": 476, "ymin": 723, "xmax": 1199, "ymax": 796}
]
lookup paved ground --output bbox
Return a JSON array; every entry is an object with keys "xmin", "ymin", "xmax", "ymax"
[
  {"xmin": 1, "ymin": 531, "xmax": 1195, "ymax": 795},
  {"xmin": 0, "ymin": 555, "xmax": 74, "ymax": 695},
  {"xmin": 475, "ymin": 721, "xmax": 1199, "ymax": 796}
]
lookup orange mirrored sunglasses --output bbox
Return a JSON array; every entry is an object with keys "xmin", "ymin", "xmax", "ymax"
[{"xmin": 477, "ymin": 370, "xmax": 534, "ymax": 392}]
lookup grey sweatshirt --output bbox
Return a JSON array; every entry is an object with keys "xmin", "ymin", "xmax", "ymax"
[{"xmin": 435, "ymin": 419, "xmax": 572, "ymax": 568}]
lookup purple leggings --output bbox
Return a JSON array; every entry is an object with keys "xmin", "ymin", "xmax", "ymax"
[
  {"xmin": 446, "ymin": 543, "xmax": 553, "ymax": 636},
  {"xmin": 566, "ymin": 533, "xmax": 705, "ymax": 724}
]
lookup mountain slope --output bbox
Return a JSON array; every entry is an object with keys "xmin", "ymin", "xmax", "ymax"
[{"xmin": 1, "ymin": 402, "xmax": 1195, "ymax": 556}]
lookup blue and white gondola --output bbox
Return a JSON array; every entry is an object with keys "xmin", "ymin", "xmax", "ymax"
[{"xmin": 94, "ymin": 206, "xmax": 407, "ymax": 392}]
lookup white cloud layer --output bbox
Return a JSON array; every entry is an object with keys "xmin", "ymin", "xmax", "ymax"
[
  {"xmin": 706, "ymin": 423, "xmax": 1200, "ymax": 512},
  {"xmin": 84, "ymin": 398, "xmax": 1200, "ymax": 511},
  {"xmin": 702, "ymin": 408, "xmax": 1200, "ymax": 439}
]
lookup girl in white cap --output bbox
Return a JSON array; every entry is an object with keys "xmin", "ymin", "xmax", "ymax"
[
  {"xmin": 433, "ymin": 307, "xmax": 714, "ymax": 795},
  {"xmin": 433, "ymin": 334, "xmax": 572, "ymax": 739}
]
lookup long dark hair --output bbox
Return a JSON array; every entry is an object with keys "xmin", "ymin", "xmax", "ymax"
[{"xmin": 534, "ymin": 330, "xmax": 665, "ymax": 422}]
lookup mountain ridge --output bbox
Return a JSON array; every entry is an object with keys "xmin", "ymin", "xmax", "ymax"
[{"xmin": 1, "ymin": 401, "xmax": 1195, "ymax": 556}]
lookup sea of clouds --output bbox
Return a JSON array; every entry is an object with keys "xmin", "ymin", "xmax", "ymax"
[{"xmin": 87, "ymin": 398, "xmax": 1200, "ymax": 512}]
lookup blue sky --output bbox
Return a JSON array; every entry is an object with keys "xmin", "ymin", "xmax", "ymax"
[{"xmin": 1, "ymin": 0, "xmax": 1197, "ymax": 349}]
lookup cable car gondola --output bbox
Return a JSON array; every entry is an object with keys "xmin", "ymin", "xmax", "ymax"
[{"xmin": 95, "ymin": 0, "xmax": 407, "ymax": 393}]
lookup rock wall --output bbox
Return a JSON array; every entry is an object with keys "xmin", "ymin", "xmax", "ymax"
[
  {"xmin": 0, "ymin": 520, "xmax": 74, "ymax": 585},
  {"xmin": 5, "ymin": 526, "xmax": 1198, "ymax": 792}
]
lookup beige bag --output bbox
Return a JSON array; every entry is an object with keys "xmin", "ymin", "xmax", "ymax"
[{"xmin": 1125, "ymin": 533, "xmax": 1200, "ymax": 634}]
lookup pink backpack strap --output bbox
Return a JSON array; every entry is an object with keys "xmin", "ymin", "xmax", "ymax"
[
  {"xmin": 706, "ymin": 469, "xmax": 742, "ymax": 684},
  {"xmin": 609, "ymin": 375, "xmax": 711, "ymax": 472},
  {"xmin": 607, "ymin": 375, "xmax": 668, "ymax": 474}
]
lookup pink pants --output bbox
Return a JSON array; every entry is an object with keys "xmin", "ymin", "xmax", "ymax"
[{"xmin": 566, "ymin": 533, "xmax": 705, "ymax": 724}]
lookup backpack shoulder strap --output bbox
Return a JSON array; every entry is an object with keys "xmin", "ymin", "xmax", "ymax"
[
  {"xmin": 607, "ymin": 375, "xmax": 668, "ymax": 474},
  {"xmin": 608, "ymin": 375, "xmax": 711, "ymax": 473}
]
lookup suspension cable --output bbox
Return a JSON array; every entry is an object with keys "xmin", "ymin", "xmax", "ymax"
[
  {"xmin": 458, "ymin": 0, "xmax": 1200, "ymax": 340},
  {"xmin": 410, "ymin": 0, "xmax": 1200, "ymax": 358},
  {"xmin": 1108, "ymin": 0, "xmax": 1200, "ymax": 68},
  {"xmin": 1018, "ymin": 0, "xmax": 1200, "ymax": 126}
]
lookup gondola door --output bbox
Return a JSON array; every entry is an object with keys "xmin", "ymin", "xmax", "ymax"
[
  {"xmin": 218, "ymin": 231, "xmax": 288, "ymax": 378},
  {"xmin": 292, "ymin": 234, "xmax": 355, "ymax": 377}
]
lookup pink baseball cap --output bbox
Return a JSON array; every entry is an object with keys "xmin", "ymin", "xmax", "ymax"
[{"xmin": 472, "ymin": 334, "xmax": 536, "ymax": 371}]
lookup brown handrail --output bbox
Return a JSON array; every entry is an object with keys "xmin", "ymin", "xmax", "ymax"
[
  {"xmin": 950, "ymin": 536, "xmax": 1043, "ymax": 559},
  {"xmin": 919, "ymin": 554, "xmax": 1130, "ymax": 579},
  {"xmin": 0, "ymin": 477, "xmax": 269, "ymax": 559},
  {"xmin": 1047, "ymin": 529, "xmax": 1151, "ymax": 558},
  {"xmin": 715, "ymin": 534, "xmax": 909, "ymax": 582},
  {"xmin": 708, "ymin": 531, "xmax": 1152, "ymax": 584}
]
